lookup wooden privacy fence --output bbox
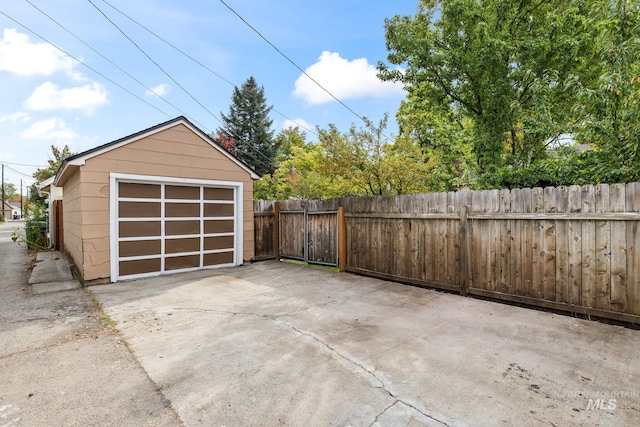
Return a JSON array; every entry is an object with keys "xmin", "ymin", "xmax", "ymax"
[
  {"xmin": 254, "ymin": 183, "xmax": 640, "ymax": 324},
  {"xmin": 253, "ymin": 200, "xmax": 342, "ymax": 266}
]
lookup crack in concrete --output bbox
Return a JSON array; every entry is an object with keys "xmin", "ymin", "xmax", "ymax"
[
  {"xmin": 369, "ymin": 399, "xmax": 399, "ymax": 427},
  {"xmin": 143, "ymin": 305, "xmax": 458, "ymax": 426},
  {"xmin": 272, "ymin": 320, "xmax": 452, "ymax": 427}
]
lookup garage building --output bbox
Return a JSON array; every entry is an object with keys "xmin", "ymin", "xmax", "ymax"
[{"xmin": 54, "ymin": 116, "xmax": 260, "ymax": 284}]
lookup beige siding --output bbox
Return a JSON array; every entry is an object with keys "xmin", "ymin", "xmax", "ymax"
[
  {"xmin": 68, "ymin": 123, "xmax": 255, "ymax": 282},
  {"xmin": 61, "ymin": 169, "xmax": 83, "ymax": 279}
]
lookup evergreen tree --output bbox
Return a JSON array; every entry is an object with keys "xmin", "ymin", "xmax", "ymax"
[{"xmin": 218, "ymin": 76, "xmax": 276, "ymax": 176}]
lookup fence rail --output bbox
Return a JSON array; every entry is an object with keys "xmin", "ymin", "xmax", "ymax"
[{"xmin": 254, "ymin": 182, "xmax": 640, "ymax": 324}]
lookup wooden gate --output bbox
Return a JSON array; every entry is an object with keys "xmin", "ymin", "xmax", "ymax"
[{"xmin": 279, "ymin": 209, "xmax": 339, "ymax": 266}]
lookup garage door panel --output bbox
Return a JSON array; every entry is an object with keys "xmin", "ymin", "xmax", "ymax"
[
  {"xmin": 165, "ymin": 237, "xmax": 200, "ymax": 254},
  {"xmin": 204, "ymin": 203, "xmax": 234, "ymax": 217},
  {"xmin": 204, "ymin": 220, "xmax": 234, "ymax": 234},
  {"xmin": 119, "ymin": 182, "xmax": 161, "ymax": 198},
  {"xmin": 204, "ymin": 187, "xmax": 234, "ymax": 201},
  {"xmin": 119, "ymin": 201, "xmax": 161, "ymax": 218},
  {"xmin": 204, "ymin": 251, "xmax": 234, "ymax": 266},
  {"xmin": 119, "ymin": 258, "xmax": 161, "ymax": 276},
  {"xmin": 204, "ymin": 235, "xmax": 234, "ymax": 251},
  {"xmin": 119, "ymin": 221, "xmax": 161, "ymax": 237},
  {"xmin": 119, "ymin": 240, "xmax": 161, "ymax": 257},
  {"xmin": 165, "ymin": 185, "xmax": 200, "ymax": 199},
  {"xmin": 165, "ymin": 220, "xmax": 200, "ymax": 236},
  {"xmin": 166, "ymin": 255, "xmax": 200, "ymax": 270},
  {"xmin": 165, "ymin": 203, "xmax": 199, "ymax": 217},
  {"xmin": 115, "ymin": 179, "xmax": 238, "ymax": 281}
]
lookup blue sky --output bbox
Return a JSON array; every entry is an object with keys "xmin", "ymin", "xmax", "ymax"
[{"xmin": 0, "ymin": 0, "xmax": 418, "ymax": 188}]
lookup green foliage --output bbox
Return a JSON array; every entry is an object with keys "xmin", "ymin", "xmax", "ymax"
[
  {"xmin": 317, "ymin": 115, "xmax": 437, "ymax": 196},
  {"xmin": 258, "ymin": 1, "xmax": 639, "ymax": 197},
  {"xmin": 378, "ymin": 0, "xmax": 592, "ymax": 188},
  {"xmin": 2, "ymin": 182, "xmax": 18, "ymax": 199},
  {"xmin": 218, "ymin": 76, "xmax": 276, "ymax": 176},
  {"xmin": 33, "ymin": 145, "xmax": 75, "ymax": 183},
  {"xmin": 396, "ymin": 89, "xmax": 476, "ymax": 190},
  {"xmin": 30, "ymin": 144, "xmax": 76, "ymax": 206},
  {"xmin": 570, "ymin": 0, "xmax": 640, "ymax": 183},
  {"xmin": 255, "ymin": 117, "xmax": 442, "ymax": 200},
  {"xmin": 254, "ymin": 126, "xmax": 349, "ymax": 200},
  {"xmin": 14, "ymin": 202, "xmax": 49, "ymax": 250}
]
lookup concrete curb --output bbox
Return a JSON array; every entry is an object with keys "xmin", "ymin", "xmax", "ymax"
[{"xmin": 29, "ymin": 251, "xmax": 80, "ymax": 294}]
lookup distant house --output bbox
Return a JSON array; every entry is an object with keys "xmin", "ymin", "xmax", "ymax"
[
  {"xmin": 1, "ymin": 199, "xmax": 12, "ymax": 220},
  {"xmin": 53, "ymin": 116, "xmax": 260, "ymax": 284},
  {"xmin": 8, "ymin": 203, "xmax": 22, "ymax": 219}
]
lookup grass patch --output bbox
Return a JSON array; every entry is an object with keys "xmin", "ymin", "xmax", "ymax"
[{"xmin": 98, "ymin": 314, "xmax": 117, "ymax": 331}]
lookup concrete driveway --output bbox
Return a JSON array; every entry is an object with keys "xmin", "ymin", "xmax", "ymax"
[{"xmin": 91, "ymin": 261, "xmax": 640, "ymax": 426}]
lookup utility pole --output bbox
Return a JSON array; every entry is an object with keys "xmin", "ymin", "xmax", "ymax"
[
  {"xmin": 20, "ymin": 179, "xmax": 23, "ymax": 219},
  {"xmin": 1, "ymin": 163, "xmax": 5, "ymax": 222}
]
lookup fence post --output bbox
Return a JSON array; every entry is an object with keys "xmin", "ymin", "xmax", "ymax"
[
  {"xmin": 338, "ymin": 206, "xmax": 347, "ymax": 272},
  {"xmin": 459, "ymin": 205, "xmax": 470, "ymax": 296},
  {"xmin": 274, "ymin": 201, "xmax": 280, "ymax": 261}
]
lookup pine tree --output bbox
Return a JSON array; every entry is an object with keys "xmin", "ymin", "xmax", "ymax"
[{"xmin": 218, "ymin": 76, "xmax": 276, "ymax": 176}]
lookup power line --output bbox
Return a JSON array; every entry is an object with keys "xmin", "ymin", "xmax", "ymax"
[
  {"xmin": 4, "ymin": 164, "xmax": 34, "ymax": 179},
  {"xmin": 0, "ymin": 10, "xmax": 173, "ymax": 120},
  {"xmin": 25, "ymin": 0, "xmax": 187, "ymax": 119},
  {"xmin": 217, "ymin": 0, "xmax": 393, "ymax": 142},
  {"xmin": 1, "ymin": 4, "xmax": 302, "ymax": 177},
  {"xmin": 88, "ymin": 0, "xmax": 223, "ymax": 129},
  {"xmin": 101, "ymin": 0, "xmax": 235, "ymax": 87},
  {"xmin": 100, "ymin": 0, "xmax": 318, "ymax": 137},
  {"xmin": 0, "ymin": 160, "xmax": 47, "ymax": 168},
  {"xmin": 86, "ymin": 0, "xmax": 284, "ymax": 174}
]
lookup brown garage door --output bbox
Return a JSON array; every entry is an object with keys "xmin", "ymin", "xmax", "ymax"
[{"xmin": 116, "ymin": 181, "xmax": 236, "ymax": 280}]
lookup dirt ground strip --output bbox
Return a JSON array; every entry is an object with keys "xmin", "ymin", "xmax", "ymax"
[
  {"xmin": 91, "ymin": 260, "xmax": 640, "ymax": 426},
  {"xmin": 0, "ymin": 221, "xmax": 181, "ymax": 427}
]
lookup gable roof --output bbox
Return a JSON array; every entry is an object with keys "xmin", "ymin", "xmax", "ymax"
[{"xmin": 54, "ymin": 116, "xmax": 261, "ymax": 185}]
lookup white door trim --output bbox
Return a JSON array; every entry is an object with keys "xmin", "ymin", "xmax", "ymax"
[{"xmin": 109, "ymin": 172, "xmax": 244, "ymax": 282}]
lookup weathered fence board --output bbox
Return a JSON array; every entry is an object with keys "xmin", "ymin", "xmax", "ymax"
[
  {"xmin": 279, "ymin": 211, "xmax": 305, "ymax": 260},
  {"xmin": 581, "ymin": 185, "xmax": 597, "ymax": 308},
  {"xmin": 253, "ymin": 212, "xmax": 276, "ymax": 260},
  {"xmin": 255, "ymin": 182, "xmax": 640, "ymax": 324},
  {"xmin": 307, "ymin": 212, "xmax": 338, "ymax": 265},
  {"xmin": 628, "ymin": 182, "xmax": 640, "ymax": 315}
]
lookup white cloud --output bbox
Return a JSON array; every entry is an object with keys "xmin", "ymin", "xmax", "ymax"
[
  {"xmin": 20, "ymin": 118, "xmax": 78, "ymax": 144},
  {"xmin": 0, "ymin": 29, "xmax": 76, "ymax": 77},
  {"xmin": 0, "ymin": 112, "xmax": 30, "ymax": 124},
  {"xmin": 282, "ymin": 118, "xmax": 314, "ymax": 132},
  {"xmin": 145, "ymin": 83, "xmax": 170, "ymax": 97},
  {"xmin": 25, "ymin": 81, "xmax": 108, "ymax": 114},
  {"xmin": 293, "ymin": 51, "xmax": 405, "ymax": 105}
]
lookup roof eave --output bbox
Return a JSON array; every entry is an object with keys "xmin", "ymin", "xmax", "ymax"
[{"xmin": 52, "ymin": 116, "xmax": 261, "ymax": 183}]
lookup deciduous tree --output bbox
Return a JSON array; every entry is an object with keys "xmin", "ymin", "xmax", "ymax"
[
  {"xmin": 570, "ymin": 0, "xmax": 640, "ymax": 183},
  {"xmin": 32, "ymin": 145, "xmax": 75, "ymax": 183},
  {"xmin": 378, "ymin": 0, "xmax": 592, "ymax": 188}
]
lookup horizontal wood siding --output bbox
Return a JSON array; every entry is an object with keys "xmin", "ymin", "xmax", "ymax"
[{"xmin": 74, "ymin": 123, "xmax": 255, "ymax": 282}]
